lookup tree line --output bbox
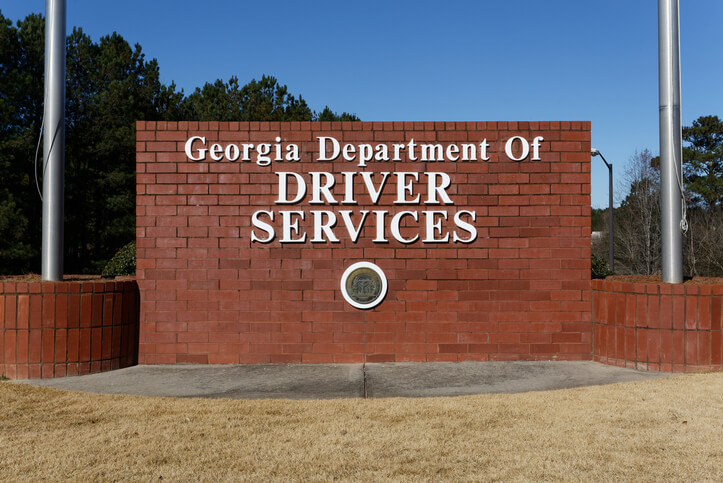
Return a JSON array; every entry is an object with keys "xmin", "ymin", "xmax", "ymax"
[
  {"xmin": 2, "ymin": 12, "xmax": 720, "ymax": 278},
  {"xmin": 592, "ymin": 115, "xmax": 723, "ymax": 277},
  {"xmin": 0, "ymin": 12, "xmax": 357, "ymax": 274}
]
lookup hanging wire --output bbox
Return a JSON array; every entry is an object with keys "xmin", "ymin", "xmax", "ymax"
[
  {"xmin": 34, "ymin": 114, "xmax": 45, "ymax": 201},
  {"xmin": 671, "ymin": 133, "xmax": 689, "ymax": 234}
]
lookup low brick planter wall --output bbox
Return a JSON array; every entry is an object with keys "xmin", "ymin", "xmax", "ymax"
[
  {"xmin": 592, "ymin": 279, "xmax": 722, "ymax": 372},
  {"xmin": 0, "ymin": 279, "xmax": 139, "ymax": 379}
]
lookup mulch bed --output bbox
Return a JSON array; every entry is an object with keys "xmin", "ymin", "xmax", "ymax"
[
  {"xmin": 604, "ymin": 274, "xmax": 723, "ymax": 285},
  {"xmin": 0, "ymin": 274, "xmax": 116, "ymax": 283},
  {"xmin": 3, "ymin": 274, "xmax": 720, "ymax": 284}
]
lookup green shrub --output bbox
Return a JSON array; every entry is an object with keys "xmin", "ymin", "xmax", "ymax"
[
  {"xmin": 591, "ymin": 254, "xmax": 613, "ymax": 279},
  {"xmin": 102, "ymin": 241, "xmax": 136, "ymax": 277}
]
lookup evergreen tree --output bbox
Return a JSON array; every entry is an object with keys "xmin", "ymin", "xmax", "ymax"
[
  {"xmin": 183, "ymin": 74, "xmax": 358, "ymax": 122},
  {"xmin": 0, "ymin": 13, "xmax": 45, "ymax": 273},
  {"xmin": 682, "ymin": 115, "xmax": 723, "ymax": 208},
  {"xmin": 0, "ymin": 11, "xmax": 358, "ymax": 274}
]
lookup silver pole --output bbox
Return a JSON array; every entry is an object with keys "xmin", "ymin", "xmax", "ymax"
[
  {"xmin": 658, "ymin": 0, "xmax": 683, "ymax": 283},
  {"xmin": 42, "ymin": 0, "xmax": 66, "ymax": 281}
]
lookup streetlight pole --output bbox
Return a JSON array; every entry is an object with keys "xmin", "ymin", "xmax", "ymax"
[{"xmin": 592, "ymin": 148, "xmax": 614, "ymax": 272}]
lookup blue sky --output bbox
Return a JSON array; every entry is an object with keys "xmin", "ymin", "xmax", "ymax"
[{"xmin": 3, "ymin": 0, "xmax": 722, "ymax": 208}]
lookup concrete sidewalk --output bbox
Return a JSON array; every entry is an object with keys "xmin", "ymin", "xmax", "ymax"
[{"xmin": 16, "ymin": 361, "xmax": 670, "ymax": 399}]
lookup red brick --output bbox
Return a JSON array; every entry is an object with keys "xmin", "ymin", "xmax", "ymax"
[
  {"xmin": 4, "ymin": 331, "xmax": 16, "ymax": 363},
  {"xmin": 635, "ymin": 329, "xmax": 647, "ymax": 365},
  {"xmin": 659, "ymin": 330, "xmax": 673, "ymax": 364},
  {"xmin": 712, "ymin": 294, "xmax": 721, "ymax": 330},
  {"xmin": 635, "ymin": 295, "xmax": 647, "ymax": 328},
  {"xmin": 698, "ymin": 332, "xmax": 711, "ymax": 366},
  {"xmin": 685, "ymin": 296, "xmax": 698, "ymax": 330},
  {"xmin": 672, "ymin": 296, "xmax": 685, "ymax": 330},
  {"xmin": 79, "ymin": 328, "xmax": 91, "ymax": 362},
  {"xmin": 711, "ymin": 331, "xmax": 721, "ymax": 365},
  {"xmin": 618, "ymin": 294, "xmax": 645, "ymax": 327},
  {"xmin": 646, "ymin": 330, "xmax": 660, "ymax": 363},
  {"xmin": 625, "ymin": 328, "xmax": 636, "ymax": 362},
  {"xmin": 615, "ymin": 326, "xmax": 625, "ymax": 361},
  {"xmin": 17, "ymin": 295, "xmax": 29, "ymax": 329},
  {"xmin": 685, "ymin": 331, "xmax": 698, "ymax": 366},
  {"xmin": 4, "ymin": 296, "xmax": 17, "ymax": 329},
  {"xmin": 672, "ymin": 331, "xmax": 685, "ymax": 366},
  {"xmin": 16, "ymin": 330, "xmax": 28, "ymax": 363},
  {"xmin": 127, "ymin": 122, "xmax": 602, "ymax": 367},
  {"xmin": 698, "ymin": 297, "xmax": 711, "ymax": 330},
  {"xmin": 42, "ymin": 329, "xmax": 54, "ymax": 362},
  {"xmin": 67, "ymin": 329, "xmax": 79, "ymax": 362}
]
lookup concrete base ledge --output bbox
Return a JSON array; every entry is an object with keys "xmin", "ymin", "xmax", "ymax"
[{"xmin": 17, "ymin": 361, "xmax": 669, "ymax": 399}]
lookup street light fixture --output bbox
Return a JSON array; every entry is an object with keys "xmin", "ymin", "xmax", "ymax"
[{"xmin": 591, "ymin": 148, "xmax": 614, "ymax": 272}]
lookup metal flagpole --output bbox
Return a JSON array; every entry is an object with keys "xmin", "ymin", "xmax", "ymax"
[
  {"xmin": 658, "ymin": 0, "xmax": 683, "ymax": 283},
  {"xmin": 42, "ymin": 0, "xmax": 66, "ymax": 281}
]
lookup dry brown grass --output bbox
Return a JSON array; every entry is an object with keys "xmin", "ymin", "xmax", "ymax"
[{"xmin": 1, "ymin": 374, "xmax": 721, "ymax": 481}]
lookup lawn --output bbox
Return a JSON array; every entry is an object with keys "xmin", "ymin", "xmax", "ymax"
[{"xmin": 1, "ymin": 373, "xmax": 721, "ymax": 481}]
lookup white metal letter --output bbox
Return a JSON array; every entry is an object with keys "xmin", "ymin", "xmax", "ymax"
[
  {"xmin": 310, "ymin": 172, "xmax": 337, "ymax": 204},
  {"xmin": 311, "ymin": 211, "xmax": 339, "ymax": 243},
  {"xmin": 276, "ymin": 172, "xmax": 307, "ymax": 204},
  {"xmin": 280, "ymin": 211, "xmax": 306, "ymax": 243},
  {"xmin": 185, "ymin": 136, "xmax": 207, "ymax": 161},
  {"xmin": 426, "ymin": 172, "xmax": 453, "ymax": 204},
  {"xmin": 505, "ymin": 136, "xmax": 529, "ymax": 161},
  {"xmin": 339, "ymin": 210, "xmax": 368, "ymax": 242},
  {"xmin": 453, "ymin": 210, "xmax": 477, "ymax": 243},
  {"xmin": 317, "ymin": 136, "xmax": 340, "ymax": 161},
  {"xmin": 531, "ymin": 136, "xmax": 544, "ymax": 161},
  {"xmin": 251, "ymin": 211, "xmax": 275, "ymax": 243},
  {"xmin": 394, "ymin": 172, "xmax": 420, "ymax": 204},
  {"xmin": 391, "ymin": 211, "xmax": 419, "ymax": 244},
  {"xmin": 423, "ymin": 210, "xmax": 449, "ymax": 243}
]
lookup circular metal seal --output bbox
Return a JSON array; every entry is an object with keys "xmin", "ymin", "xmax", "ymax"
[{"xmin": 340, "ymin": 262, "xmax": 387, "ymax": 310}]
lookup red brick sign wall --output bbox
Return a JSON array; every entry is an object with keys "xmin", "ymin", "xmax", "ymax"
[{"xmin": 136, "ymin": 121, "xmax": 591, "ymax": 364}]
